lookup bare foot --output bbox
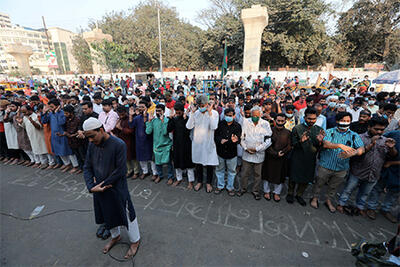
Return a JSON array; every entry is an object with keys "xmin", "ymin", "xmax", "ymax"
[
  {"xmin": 61, "ymin": 165, "xmax": 72, "ymax": 173},
  {"xmin": 310, "ymin": 198, "xmax": 319, "ymax": 209},
  {"xmin": 167, "ymin": 179, "xmax": 173, "ymax": 185},
  {"xmin": 124, "ymin": 241, "xmax": 140, "ymax": 259},
  {"xmin": 206, "ymin": 183, "xmax": 213, "ymax": 193},
  {"xmin": 154, "ymin": 177, "xmax": 161, "ymax": 183},
  {"xmin": 187, "ymin": 182, "xmax": 193, "ymax": 190},
  {"xmin": 103, "ymin": 235, "xmax": 121, "ymax": 254},
  {"xmin": 172, "ymin": 180, "xmax": 181, "ymax": 187},
  {"xmin": 69, "ymin": 167, "xmax": 79, "ymax": 174},
  {"xmin": 151, "ymin": 175, "xmax": 158, "ymax": 181},
  {"xmin": 131, "ymin": 174, "xmax": 138, "ymax": 179}
]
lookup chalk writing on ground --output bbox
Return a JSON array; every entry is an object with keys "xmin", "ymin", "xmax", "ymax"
[{"xmin": 8, "ymin": 170, "xmax": 396, "ymax": 252}]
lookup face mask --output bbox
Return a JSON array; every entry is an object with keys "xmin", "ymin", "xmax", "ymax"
[
  {"xmin": 156, "ymin": 113, "xmax": 162, "ymax": 118},
  {"xmin": 124, "ymin": 104, "xmax": 129, "ymax": 108},
  {"xmin": 276, "ymin": 122, "xmax": 285, "ymax": 127},
  {"xmin": 383, "ymin": 114, "xmax": 388, "ymax": 119},
  {"xmin": 349, "ymin": 97, "xmax": 354, "ymax": 101},
  {"xmin": 33, "ymin": 105, "xmax": 38, "ymax": 112},
  {"xmin": 225, "ymin": 116, "xmax": 233, "ymax": 123},
  {"xmin": 251, "ymin": 116, "xmax": 260, "ymax": 123},
  {"xmin": 128, "ymin": 92, "xmax": 132, "ymax": 95},
  {"xmin": 285, "ymin": 113, "xmax": 293, "ymax": 118},
  {"xmin": 190, "ymin": 92, "xmax": 195, "ymax": 95},
  {"xmin": 337, "ymin": 122, "xmax": 350, "ymax": 131},
  {"xmin": 199, "ymin": 107, "xmax": 207, "ymax": 113},
  {"xmin": 159, "ymin": 102, "xmax": 165, "ymax": 106},
  {"xmin": 368, "ymin": 100, "xmax": 375, "ymax": 105},
  {"xmin": 328, "ymin": 102, "xmax": 336, "ymax": 108}
]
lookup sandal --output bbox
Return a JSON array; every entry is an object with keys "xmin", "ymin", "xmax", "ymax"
[
  {"xmin": 214, "ymin": 188, "xmax": 223, "ymax": 195},
  {"xmin": 194, "ymin": 183, "xmax": 203, "ymax": 192},
  {"xmin": 236, "ymin": 189, "xmax": 247, "ymax": 197},
  {"xmin": 263, "ymin": 193, "xmax": 271, "ymax": 201},
  {"xmin": 324, "ymin": 202, "xmax": 336, "ymax": 213},
  {"xmin": 252, "ymin": 191, "xmax": 261, "ymax": 200},
  {"xmin": 273, "ymin": 193, "xmax": 281, "ymax": 202},
  {"xmin": 228, "ymin": 190, "xmax": 235, "ymax": 197}
]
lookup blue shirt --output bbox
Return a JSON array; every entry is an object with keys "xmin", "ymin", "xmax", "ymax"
[{"xmin": 319, "ymin": 127, "xmax": 364, "ymax": 171}]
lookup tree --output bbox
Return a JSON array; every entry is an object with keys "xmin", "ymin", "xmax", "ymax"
[
  {"xmin": 199, "ymin": 0, "xmax": 338, "ymax": 68},
  {"xmin": 91, "ymin": 0, "xmax": 206, "ymax": 71},
  {"xmin": 71, "ymin": 35, "xmax": 93, "ymax": 73},
  {"xmin": 90, "ymin": 40, "xmax": 137, "ymax": 73},
  {"xmin": 337, "ymin": 0, "xmax": 400, "ymax": 68}
]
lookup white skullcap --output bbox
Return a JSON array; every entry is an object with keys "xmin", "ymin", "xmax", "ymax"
[{"xmin": 83, "ymin": 117, "xmax": 103, "ymax": 131}]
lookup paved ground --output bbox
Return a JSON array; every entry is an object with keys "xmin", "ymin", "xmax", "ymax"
[{"xmin": 0, "ymin": 163, "xmax": 398, "ymax": 266}]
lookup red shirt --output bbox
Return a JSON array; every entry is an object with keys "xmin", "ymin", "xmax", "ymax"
[
  {"xmin": 166, "ymin": 99, "xmax": 176, "ymax": 109},
  {"xmin": 293, "ymin": 100, "xmax": 306, "ymax": 111}
]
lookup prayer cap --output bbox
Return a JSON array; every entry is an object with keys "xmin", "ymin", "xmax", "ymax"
[{"xmin": 83, "ymin": 117, "xmax": 103, "ymax": 131}]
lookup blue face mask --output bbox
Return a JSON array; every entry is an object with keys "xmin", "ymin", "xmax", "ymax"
[
  {"xmin": 199, "ymin": 107, "xmax": 207, "ymax": 113},
  {"xmin": 225, "ymin": 116, "xmax": 233, "ymax": 123},
  {"xmin": 383, "ymin": 114, "xmax": 388, "ymax": 119},
  {"xmin": 328, "ymin": 102, "xmax": 336, "ymax": 108},
  {"xmin": 368, "ymin": 100, "xmax": 375, "ymax": 105},
  {"xmin": 125, "ymin": 104, "xmax": 129, "ymax": 108}
]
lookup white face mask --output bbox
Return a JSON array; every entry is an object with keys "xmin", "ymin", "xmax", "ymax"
[{"xmin": 285, "ymin": 113, "xmax": 294, "ymax": 118}]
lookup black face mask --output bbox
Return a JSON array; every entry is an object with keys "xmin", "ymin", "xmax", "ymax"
[{"xmin": 276, "ymin": 122, "xmax": 286, "ymax": 127}]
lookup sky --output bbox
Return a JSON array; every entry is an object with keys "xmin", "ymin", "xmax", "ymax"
[
  {"xmin": 0, "ymin": 0, "xmax": 349, "ymax": 33},
  {"xmin": 0, "ymin": 0, "xmax": 211, "ymax": 32}
]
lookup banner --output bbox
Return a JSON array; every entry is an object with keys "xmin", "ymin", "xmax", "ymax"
[{"xmin": 45, "ymin": 51, "xmax": 58, "ymax": 68}]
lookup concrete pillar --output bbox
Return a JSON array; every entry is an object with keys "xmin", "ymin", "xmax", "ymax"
[
  {"xmin": 83, "ymin": 28, "xmax": 113, "ymax": 74},
  {"xmin": 5, "ymin": 43, "xmax": 33, "ymax": 76},
  {"xmin": 241, "ymin": 5, "xmax": 268, "ymax": 72}
]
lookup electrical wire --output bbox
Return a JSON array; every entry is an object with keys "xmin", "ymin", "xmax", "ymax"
[
  {"xmin": 0, "ymin": 209, "xmax": 92, "ymax": 221},
  {"xmin": 1, "ymin": 209, "xmax": 135, "ymax": 265}
]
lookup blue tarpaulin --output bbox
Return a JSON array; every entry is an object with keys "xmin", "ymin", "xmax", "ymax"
[{"xmin": 373, "ymin": 70, "xmax": 400, "ymax": 84}]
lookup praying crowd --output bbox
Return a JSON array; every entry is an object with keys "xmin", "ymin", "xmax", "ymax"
[{"xmin": 1, "ymin": 73, "xmax": 399, "ymax": 224}]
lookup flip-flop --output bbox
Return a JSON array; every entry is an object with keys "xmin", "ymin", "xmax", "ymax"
[
  {"xmin": 194, "ymin": 184, "xmax": 203, "ymax": 192},
  {"xmin": 252, "ymin": 192, "xmax": 261, "ymax": 200},
  {"xmin": 263, "ymin": 193, "xmax": 271, "ymax": 201},
  {"xmin": 273, "ymin": 193, "xmax": 281, "ymax": 202},
  {"xmin": 324, "ymin": 202, "xmax": 336, "ymax": 213}
]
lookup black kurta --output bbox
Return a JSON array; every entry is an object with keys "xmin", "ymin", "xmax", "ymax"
[
  {"xmin": 167, "ymin": 116, "xmax": 195, "ymax": 169},
  {"xmin": 83, "ymin": 136, "xmax": 136, "ymax": 230},
  {"xmin": 289, "ymin": 123, "xmax": 323, "ymax": 184},
  {"xmin": 262, "ymin": 127, "xmax": 292, "ymax": 184}
]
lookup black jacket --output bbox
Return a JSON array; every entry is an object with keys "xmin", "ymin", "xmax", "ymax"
[{"xmin": 214, "ymin": 120, "xmax": 242, "ymax": 159}]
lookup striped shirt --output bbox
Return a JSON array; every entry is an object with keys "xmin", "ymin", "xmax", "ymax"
[{"xmin": 319, "ymin": 127, "xmax": 364, "ymax": 171}]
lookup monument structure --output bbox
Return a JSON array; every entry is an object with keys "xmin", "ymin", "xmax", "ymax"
[
  {"xmin": 83, "ymin": 28, "xmax": 112, "ymax": 74},
  {"xmin": 5, "ymin": 43, "xmax": 33, "ymax": 76},
  {"xmin": 241, "ymin": 5, "xmax": 268, "ymax": 72}
]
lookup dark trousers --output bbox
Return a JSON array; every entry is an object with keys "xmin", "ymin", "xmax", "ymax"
[
  {"xmin": 0, "ymin": 132, "xmax": 8, "ymax": 158},
  {"xmin": 195, "ymin": 164, "xmax": 214, "ymax": 184},
  {"xmin": 288, "ymin": 180, "xmax": 308, "ymax": 197}
]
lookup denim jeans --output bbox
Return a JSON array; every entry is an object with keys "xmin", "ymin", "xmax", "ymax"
[
  {"xmin": 156, "ymin": 160, "xmax": 174, "ymax": 180},
  {"xmin": 367, "ymin": 179, "xmax": 400, "ymax": 212},
  {"xmin": 338, "ymin": 173, "xmax": 377, "ymax": 210},
  {"xmin": 215, "ymin": 156, "xmax": 237, "ymax": 191}
]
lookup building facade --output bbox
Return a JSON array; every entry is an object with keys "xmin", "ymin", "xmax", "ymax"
[{"xmin": 0, "ymin": 13, "xmax": 78, "ymax": 75}]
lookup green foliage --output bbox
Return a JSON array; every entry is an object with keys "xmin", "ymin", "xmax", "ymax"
[
  {"xmin": 71, "ymin": 35, "xmax": 93, "ymax": 73},
  {"xmin": 91, "ymin": 0, "xmax": 206, "ymax": 71},
  {"xmin": 90, "ymin": 40, "xmax": 137, "ymax": 73},
  {"xmin": 337, "ymin": 0, "xmax": 400, "ymax": 68}
]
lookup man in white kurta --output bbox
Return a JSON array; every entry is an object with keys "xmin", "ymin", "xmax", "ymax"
[
  {"xmin": 19, "ymin": 106, "xmax": 49, "ymax": 168},
  {"xmin": 186, "ymin": 95, "xmax": 219, "ymax": 193},
  {"xmin": 239, "ymin": 106, "xmax": 272, "ymax": 200}
]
